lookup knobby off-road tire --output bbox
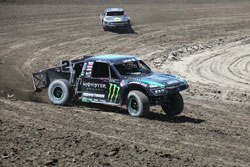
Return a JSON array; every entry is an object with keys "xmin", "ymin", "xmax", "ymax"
[
  {"xmin": 126, "ymin": 24, "xmax": 132, "ymax": 33},
  {"xmin": 127, "ymin": 91, "xmax": 149, "ymax": 117},
  {"xmin": 48, "ymin": 79, "xmax": 73, "ymax": 105},
  {"xmin": 103, "ymin": 26, "xmax": 108, "ymax": 31},
  {"xmin": 161, "ymin": 92, "xmax": 184, "ymax": 117}
]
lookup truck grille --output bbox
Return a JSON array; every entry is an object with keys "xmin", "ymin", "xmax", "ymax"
[{"xmin": 110, "ymin": 21, "xmax": 127, "ymax": 25}]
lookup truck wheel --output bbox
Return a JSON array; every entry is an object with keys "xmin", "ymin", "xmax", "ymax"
[
  {"xmin": 127, "ymin": 91, "xmax": 149, "ymax": 117},
  {"xmin": 161, "ymin": 92, "xmax": 184, "ymax": 117},
  {"xmin": 48, "ymin": 79, "xmax": 72, "ymax": 105},
  {"xmin": 126, "ymin": 24, "xmax": 132, "ymax": 33},
  {"xmin": 103, "ymin": 26, "xmax": 108, "ymax": 31}
]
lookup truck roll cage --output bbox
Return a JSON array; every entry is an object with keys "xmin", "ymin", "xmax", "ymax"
[{"xmin": 31, "ymin": 58, "xmax": 86, "ymax": 91}]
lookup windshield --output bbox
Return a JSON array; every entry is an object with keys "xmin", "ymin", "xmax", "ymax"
[
  {"xmin": 106, "ymin": 11, "xmax": 124, "ymax": 16},
  {"xmin": 114, "ymin": 60, "xmax": 151, "ymax": 76}
]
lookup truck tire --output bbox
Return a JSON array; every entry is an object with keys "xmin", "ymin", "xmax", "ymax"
[
  {"xmin": 127, "ymin": 91, "xmax": 149, "ymax": 117},
  {"xmin": 48, "ymin": 79, "xmax": 73, "ymax": 105},
  {"xmin": 161, "ymin": 92, "xmax": 184, "ymax": 117},
  {"xmin": 103, "ymin": 26, "xmax": 108, "ymax": 31},
  {"xmin": 126, "ymin": 24, "xmax": 132, "ymax": 33}
]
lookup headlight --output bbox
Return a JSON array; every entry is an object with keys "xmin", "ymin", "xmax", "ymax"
[{"xmin": 150, "ymin": 88, "xmax": 167, "ymax": 95}]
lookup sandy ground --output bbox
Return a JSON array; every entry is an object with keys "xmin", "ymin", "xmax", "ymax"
[{"xmin": 1, "ymin": 0, "xmax": 250, "ymax": 166}]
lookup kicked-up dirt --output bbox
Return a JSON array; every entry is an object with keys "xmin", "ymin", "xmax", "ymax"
[{"xmin": 1, "ymin": 0, "xmax": 250, "ymax": 166}]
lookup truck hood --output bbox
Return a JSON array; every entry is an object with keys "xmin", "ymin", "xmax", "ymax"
[
  {"xmin": 104, "ymin": 15, "xmax": 129, "ymax": 22},
  {"xmin": 129, "ymin": 73, "xmax": 188, "ymax": 88}
]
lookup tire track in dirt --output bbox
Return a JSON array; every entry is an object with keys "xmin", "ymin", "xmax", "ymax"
[
  {"xmin": 1, "ymin": 98, "xmax": 250, "ymax": 166},
  {"xmin": 1, "ymin": 2, "xmax": 250, "ymax": 166},
  {"xmin": 165, "ymin": 39, "xmax": 250, "ymax": 105},
  {"xmin": 2, "ymin": 2, "xmax": 250, "ymax": 100},
  {"xmin": 0, "ymin": 12, "xmax": 151, "ymax": 100}
]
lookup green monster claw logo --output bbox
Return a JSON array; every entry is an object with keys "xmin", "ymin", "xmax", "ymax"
[{"xmin": 108, "ymin": 83, "xmax": 120, "ymax": 103}]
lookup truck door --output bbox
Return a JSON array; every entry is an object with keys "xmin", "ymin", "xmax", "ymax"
[
  {"xmin": 81, "ymin": 61, "xmax": 121, "ymax": 104},
  {"xmin": 106, "ymin": 65, "xmax": 121, "ymax": 104}
]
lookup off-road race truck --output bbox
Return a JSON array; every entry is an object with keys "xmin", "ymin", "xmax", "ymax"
[
  {"xmin": 32, "ymin": 54, "xmax": 189, "ymax": 117},
  {"xmin": 100, "ymin": 8, "xmax": 132, "ymax": 32}
]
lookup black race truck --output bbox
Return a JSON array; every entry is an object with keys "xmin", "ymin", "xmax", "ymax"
[{"xmin": 32, "ymin": 54, "xmax": 188, "ymax": 117}]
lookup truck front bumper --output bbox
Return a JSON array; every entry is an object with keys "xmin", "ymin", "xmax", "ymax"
[{"xmin": 104, "ymin": 22, "xmax": 129, "ymax": 28}]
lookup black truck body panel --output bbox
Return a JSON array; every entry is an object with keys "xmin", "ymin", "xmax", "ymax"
[{"xmin": 32, "ymin": 54, "xmax": 188, "ymax": 106}]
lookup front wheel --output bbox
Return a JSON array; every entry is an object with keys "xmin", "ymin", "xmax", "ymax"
[
  {"xmin": 48, "ymin": 79, "xmax": 73, "ymax": 105},
  {"xmin": 161, "ymin": 92, "xmax": 184, "ymax": 117},
  {"xmin": 103, "ymin": 26, "xmax": 108, "ymax": 31},
  {"xmin": 126, "ymin": 24, "xmax": 132, "ymax": 33},
  {"xmin": 127, "ymin": 91, "xmax": 149, "ymax": 117}
]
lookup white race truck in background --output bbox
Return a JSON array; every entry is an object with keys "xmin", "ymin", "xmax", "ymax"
[{"xmin": 101, "ymin": 8, "xmax": 132, "ymax": 32}]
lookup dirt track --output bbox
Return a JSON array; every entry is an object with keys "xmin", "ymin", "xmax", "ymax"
[{"xmin": 1, "ymin": 0, "xmax": 250, "ymax": 166}]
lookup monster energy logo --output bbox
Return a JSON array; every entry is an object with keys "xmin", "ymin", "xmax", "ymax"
[{"xmin": 108, "ymin": 83, "xmax": 120, "ymax": 103}]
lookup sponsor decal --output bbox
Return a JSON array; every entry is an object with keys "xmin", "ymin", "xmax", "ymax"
[
  {"xmin": 86, "ymin": 72, "xmax": 92, "ymax": 76},
  {"xmin": 85, "ymin": 62, "xmax": 93, "ymax": 77},
  {"xmin": 83, "ymin": 82, "xmax": 107, "ymax": 89},
  {"xmin": 148, "ymin": 76, "xmax": 167, "ymax": 81},
  {"xmin": 82, "ymin": 97, "xmax": 91, "ymax": 102},
  {"xmin": 81, "ymin": 63, "xmax": 87, "ymax": 76},
  {"xmin": 114, "ymin": 17, "xmax": 121, "ymax": 21},
  {"xmin": 86, "ymin": 87, "xmax": 105, "ymax": 92},
  {"xmin": 93, "ymin": 99, "xmax": 100, "ymax": 102},
  {"xmin": 87, "ymin": 62, "xmax": 93, "ymax": 69},
  {"xmin": 123, "ymin": 58, "xmax": 136, "ymax": 63},
  {"xmin": 120, "ymin": 80, "xmax": 126, "ymax": 87},
  {"xmin": 133, "ymin": 78, "xmax": 165, "ymax": 88},
  {"xmin": 83, "ymin": 93, "xmax": 105, "ymax": 98},
  {"xmin": 108, "ymin": 83, "xmax": 120, "ymax": 103},
  {"xmin": 129, "ymin": 81, "xmax": 147, "ymax": 87},
  {"xmin": 96, "ymin": 60, "xmax": 107, "ymax": 63},
  {"xmin": 167, "ymin": 80, "xmax": 179, "ymax": 85},
  {"xmin": 86, "ymin": 68, "xmax": 92, "ymax": 72}
]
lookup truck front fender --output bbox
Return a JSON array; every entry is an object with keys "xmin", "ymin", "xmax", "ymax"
[{"xmin": 121, "ymin": 84, "xmax": 149, "ymax": 105}]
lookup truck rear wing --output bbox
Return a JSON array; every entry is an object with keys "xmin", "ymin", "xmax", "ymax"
[{"xmin": 32, "ymin": 58, "xmax": 86, "ymax": 91}]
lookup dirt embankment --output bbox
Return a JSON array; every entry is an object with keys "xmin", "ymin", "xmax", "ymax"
[{"xmin": 1, "ymin": 1, "xmax": 250, "ymax": 166}]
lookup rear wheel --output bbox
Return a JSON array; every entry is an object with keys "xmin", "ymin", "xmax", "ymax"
[
  {"xmin": 48, "ymin": 79, "xmax": 73, "ymax": 105},
  {"xmin": 161, "ymin": 92, "xmax": 184, "ymax": 117},
  {"xmin": 127, "ymin": 91, "xmax": 149, "ymax": 117}
]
